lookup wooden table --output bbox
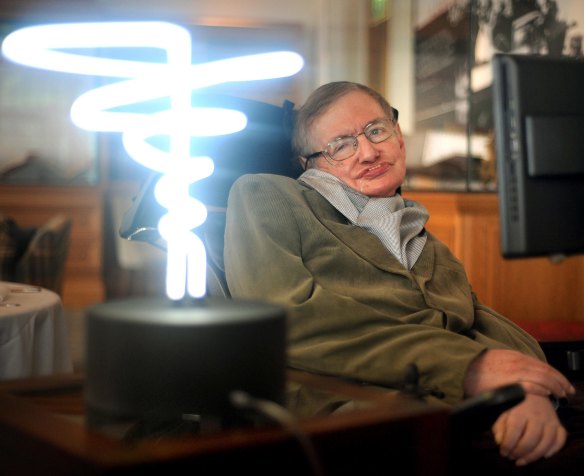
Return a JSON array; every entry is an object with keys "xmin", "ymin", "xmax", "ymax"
[{"xmin": 0, "ymin": 370, "xmax": 451, "ymax": 475}]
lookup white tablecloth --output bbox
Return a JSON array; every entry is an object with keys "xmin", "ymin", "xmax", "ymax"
[{"xmin": 0, "ymin": 281, "xmax": 73, "ymax": 379}]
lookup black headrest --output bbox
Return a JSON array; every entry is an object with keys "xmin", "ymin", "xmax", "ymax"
[
  {"xmin": 119, "ymin": 95, "xmax": 300, "ymax": 242},
  {"xmin": 188, "ymin": 94, "xmax": 301, "ymax": 208}
]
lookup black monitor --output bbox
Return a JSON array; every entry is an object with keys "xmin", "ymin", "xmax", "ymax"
[{"xmin": 492, "ymin": 53, "xmax": 584, "ymax": 259}]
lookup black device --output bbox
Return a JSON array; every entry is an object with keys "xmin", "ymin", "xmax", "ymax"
[
  {"xmin": 492, "ymin": 53, "xmax": 584, "ymax": 259},
  {"xmin": 450, "ymin": 383, "xmax": 525, "ymax": 438}
]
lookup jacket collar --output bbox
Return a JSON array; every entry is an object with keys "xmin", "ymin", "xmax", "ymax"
[{"xmin": 300, "ymin": 186, "xmax": 435, "ymax": 277}]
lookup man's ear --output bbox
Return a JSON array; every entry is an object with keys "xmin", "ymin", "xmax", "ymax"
[
  {"xmin": 396, "ymin": 123, "xmax": 406, "ymax": 151},
  {"xmin": 298, "ymin": 156, "xmax": 308, "ymax": 171}
]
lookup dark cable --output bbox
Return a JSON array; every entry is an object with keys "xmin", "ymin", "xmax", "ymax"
[{"xmin": 230, "ymin": 390, "xmax": 325, "ymax": 476}]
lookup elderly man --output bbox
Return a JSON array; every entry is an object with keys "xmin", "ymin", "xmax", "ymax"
[{"xmin": 224, "ymin": 81, "xmax": 575, "ymax": 468}]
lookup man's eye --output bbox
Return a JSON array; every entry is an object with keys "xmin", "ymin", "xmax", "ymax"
[
  {"xmin": 330, "ymin": 139, "xmax": 351, "ymax": 155},
  {"xmin": 368, "ymin": 124, "xmax": 388, "ymax": 137}
]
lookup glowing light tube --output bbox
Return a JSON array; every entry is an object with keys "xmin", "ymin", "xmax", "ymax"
[{"xmin": 1, "ymin": 21, "xmax": 303, "ymax": 300}]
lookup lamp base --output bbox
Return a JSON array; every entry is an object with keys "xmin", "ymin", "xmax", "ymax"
[{"xmin": 85, "ymin": 296, "xmax": 286, "ymax": 436}]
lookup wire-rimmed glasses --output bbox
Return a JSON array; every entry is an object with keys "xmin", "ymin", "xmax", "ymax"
[{"xmin": 304, "ymin": 108, "xmax": 399, "ymax": 164}]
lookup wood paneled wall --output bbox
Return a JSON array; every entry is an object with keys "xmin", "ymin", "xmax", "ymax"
[
  {"xmin": 2, "ymin": 185, "xmax": 582, "ymax": 321},
  {"xmin": 406, "ymin": 191, "xmax": 584, "ymax": 324}
]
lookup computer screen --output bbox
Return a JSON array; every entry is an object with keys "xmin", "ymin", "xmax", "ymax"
[{"xmin": 492, "ymin": 53, "xmax": 584, "ymax": 259}]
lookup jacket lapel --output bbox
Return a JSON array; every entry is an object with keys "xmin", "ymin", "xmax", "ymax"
[{"xmin": 301, "ymin": 187, "xmax": 420, "ymax": 276}]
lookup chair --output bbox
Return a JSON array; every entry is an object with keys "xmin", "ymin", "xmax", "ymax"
[
  {"xmin": 0, "ymin": 216, "xmax": 35, "ymax": 280},
  {"xmin": 199, "ymin": 210, "xmax": 230, "ymax": 298},
  {"xmin": 118, "ymin": 171, "xmax": 231, "ymax": 298},
  {"xmin": 14, "ymin": 214, "xmax": 72, "ymax": 295}
]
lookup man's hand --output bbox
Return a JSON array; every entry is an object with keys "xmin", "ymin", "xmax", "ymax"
[
  {"xmin": 492, "ymin": 394, "xmax": 567, "ymax": 466},
  {"xmin": 464, "ymin": 349, "xmax": 575, "ymax": 399}
]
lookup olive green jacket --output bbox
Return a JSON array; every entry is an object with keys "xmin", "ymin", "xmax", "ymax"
[{"xmin": 224, "ymin": 174, "xmax": 544, "ymax": 409}]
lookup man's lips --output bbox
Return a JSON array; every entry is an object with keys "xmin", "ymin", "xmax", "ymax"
[{"xmin": 357, "ymin": 161, "xmax": 391, "ymax": 179}]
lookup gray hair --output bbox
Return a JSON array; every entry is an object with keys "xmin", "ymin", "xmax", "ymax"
[{"xmin": 292, "ymin": 81, "xmax": 396, "ymax": 161}]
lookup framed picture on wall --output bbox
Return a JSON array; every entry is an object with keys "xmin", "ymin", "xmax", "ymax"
[{"xmin": 407, "ymin": 0, "xmax": 584, "ymax": 192}]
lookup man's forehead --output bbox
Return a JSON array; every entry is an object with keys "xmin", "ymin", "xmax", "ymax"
[
  {"xmin": 310, "ymin": 92, "xmax": 383, "ymax": 141},
  {"xmin": 320, "ymin": 116, "xmax": 386, "ymax": 142}
]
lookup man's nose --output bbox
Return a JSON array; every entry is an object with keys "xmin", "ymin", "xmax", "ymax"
[{"xmin": 356, "ymin": 134, "xmax": 378, "ymax": 163}]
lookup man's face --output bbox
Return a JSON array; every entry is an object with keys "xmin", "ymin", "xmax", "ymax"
[{"xmin": 308, "ymin": 90, "xmax": 406, "ymax": 197}]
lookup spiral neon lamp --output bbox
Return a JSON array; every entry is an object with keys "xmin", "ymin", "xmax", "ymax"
[
  {"xmin": 2, "ymin": 21, "xmax": 303, "ymax": 300},
  {"xmin": 2, "ymin": 21, "xmax": 303, "ymax": 430}
]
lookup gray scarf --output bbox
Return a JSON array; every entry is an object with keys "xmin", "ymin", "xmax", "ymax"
[{"xmin": 299, "ymin": 169, "xmax": 428, "ymax": 269}]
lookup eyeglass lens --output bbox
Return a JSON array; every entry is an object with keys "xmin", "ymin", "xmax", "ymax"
[{"xmin": 327, "ymin": 120, "xmax": 395, "ymax": 161}]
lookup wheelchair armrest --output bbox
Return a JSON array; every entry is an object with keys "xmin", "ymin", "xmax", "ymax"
[{"xmin": 451, "ymin": 383, "xmax": 525, "ymax": 438}]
